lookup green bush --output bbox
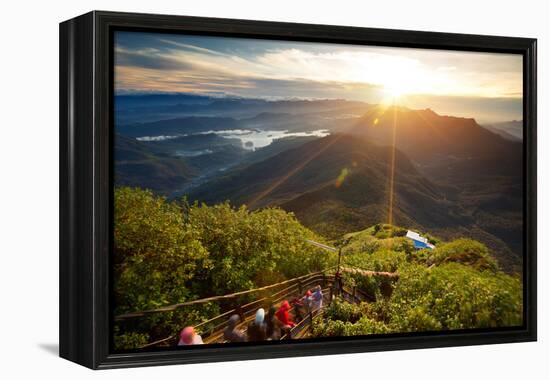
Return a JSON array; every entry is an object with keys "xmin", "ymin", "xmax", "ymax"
[
  {"xmin": 113, "ymin": 330, "xmax": 150, "ymax": 351},
  {"xmin": 114, "ymin": 187, "xmax": 209, "ymax": 315},
  {"xmin": 429, "ymin": 238, "xmax": 499, "ymax": 271},
  {"xmin": 341, "ymin": 249, "xmax": 404, "ymax": 298},
  {"xmin": 388, "ymin": 263, "xmax": 522, "ymax": 332},
  {"xmin": 113, "ymin": 187, "xmax": 335, "ymax": 350},
  {"xmin": 323, "ymin": 298, "xmax": 364, "ymax": 323},
  {"xmin": 311, "ymin": 315, "xmax": 391, "ymax": 337},
  {"xmin": 345, "ymin": 249, "xmax": 407, "ymax": 273},
  {"xmin": 343, "ymin": 226, "xmax": 411, "ymax": 255},
  {"xmin": 347, "ymin": 316, "xmax": 392, "ymax": 335},
  {"xmin": 373, "ymin": 224, "xmax": 407, "ymax": 238},
  {"xmin": 187, "ymin": 202, "xmax": 334, "ymax": 293}
]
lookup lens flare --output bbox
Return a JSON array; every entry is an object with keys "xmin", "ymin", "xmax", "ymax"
[{"xmin": 335, "ymin": 168, "xmax": 350, "ymax": 188}]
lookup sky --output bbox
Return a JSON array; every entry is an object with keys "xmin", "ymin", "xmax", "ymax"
[{"xmin": 114, "ymin": 31, "xmax": 523, "ymax": 122}]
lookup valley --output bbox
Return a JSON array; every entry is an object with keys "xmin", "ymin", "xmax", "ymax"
[{"xmin": 114, "ymin": 94, "xmax": 524, "ymax": 273}]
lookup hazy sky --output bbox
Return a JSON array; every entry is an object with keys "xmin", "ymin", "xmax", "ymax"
[{"xmin": 114, "ymin": 31, "xmax": 523, "ymax": 122}]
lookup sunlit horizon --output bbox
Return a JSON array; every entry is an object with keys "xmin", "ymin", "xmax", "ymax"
[{"xmin": 115, "ymin": 31, "xmax": 523, "ymax": 122}]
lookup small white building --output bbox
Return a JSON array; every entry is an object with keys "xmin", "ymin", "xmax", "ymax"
[{"xmin": 406, "ymin": 230, "xmax": 435, "ymax": 250}]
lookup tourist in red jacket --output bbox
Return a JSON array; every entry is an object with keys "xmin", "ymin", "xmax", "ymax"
[{"xmin": 275, "ymin": 300, "xmax": 296, "ymax": 328}]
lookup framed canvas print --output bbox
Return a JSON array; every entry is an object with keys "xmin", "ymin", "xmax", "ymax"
[{"xmin": 59, "ymin": 11, "xmax": 537, "ymax": 369}]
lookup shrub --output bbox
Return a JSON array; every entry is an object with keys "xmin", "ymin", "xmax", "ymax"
[
  {"xmin": 311, "ymin": 315, "xmax": 391, "ymax": 337},
  {"xmin": 114, "ymin": 187, "xmax": 209, "ymax": 315},
  {"xmin": 187, "ymin": 202, "xmax": 334, "ymax": 292},
  {"xmin": 113, "ymin": 330, "xmax": 149, "ymax": 351},
  {"xmin": 388, "ymin": 263, "xmax": 522, "ymax": 332},
  {"xmin": 429, "ymin": 238, "xmax": 499, "ymax": 271},
  {"xmin": 323, "ymin": 298, "xmax": 364, "ymax": 323},
  {"xmin": 373, "ymin": 224, "xmax": 407, "ymax": 238}
]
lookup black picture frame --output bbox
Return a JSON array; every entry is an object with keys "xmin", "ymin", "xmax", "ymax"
[{"xmin": 59, "ymin": 10, "xmax": 537, "ymax": 369}]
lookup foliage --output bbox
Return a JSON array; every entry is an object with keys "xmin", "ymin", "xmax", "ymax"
[
  {"xmin": 113, "ymin": 187, "xmax": 522, "ymax": 347},
  {"xmin": 187, "ymin": 202, "xmax": 333, "ymax": 295},
  {"xmin": 113, "ymin": 328, "xmax": 149, "ymax": 351},
  {"xmin": 341, "ymin": 248, "xmax": 405, "ymax": 298},
  {"xmin": 113, "ymin": 187, "xmax": 334, "ymax": 350},
  {"xmin": 346, "ymin": 249, "xmax": 408, "ymax": 273},
  {"xmin": 311, "ymin": 298, "xmax": 391, "ymax": 337},
  {"xmin": 427, "ymin": 238, "xmax": 499, "ymax": 271},
  {"xmin": 114, "ymin": 187, "xmax": 209, "ymax": 315},
  {"xmin": 313, "ymin": 228, "xmax": 522, "ymax": 339},
  {"xmin": 311, "ymin": 317, "xmax": 391, "ymax": 337},
  {"xmin": 343, "ymin": 225, "xmax": 413, "ymax": 256},
  {"xmin": 373, "ymin": 223, "xmax": 407, "ymax": 239},
  {"xmin": 388, "ymin": 263, "xmax": 522, "ymax": 332},
  {"xmin": 322, "ymin": 298, "xmax": 364, "ymax": 323},
  {"xmin": 423, "ymin": 232, "xmax": 442, "ymax": 245}
]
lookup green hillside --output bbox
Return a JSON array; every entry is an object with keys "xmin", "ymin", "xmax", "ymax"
[
  {"xmin": 313, "ymin": 223, "xmax": 522, "ymax": 337},
  {"xmin": 113, "ymin": 188, "xmax": 522, "ymax": 350},
  {"xmin": 114, "ymin": 134, "xmax": 197, "ymax": 195},
  {"xmin": 189, "ymin": 133, "xmax": 521, "ymax": 272}
]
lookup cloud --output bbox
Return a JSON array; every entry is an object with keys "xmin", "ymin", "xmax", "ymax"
[
  {"xmin": 158, "ymin": 39, "xmax": 231, "ymax": 57},
  {"xmin": 115, "ymin": 47, "xmax": 194, "ymax": 71},
  {"xmin": 229, "ymin": 77, "xmax": 384, "ymax": 100},
  {"xmin": 113, "ymin": 32, "xmax": 523, "ymax": 120}
]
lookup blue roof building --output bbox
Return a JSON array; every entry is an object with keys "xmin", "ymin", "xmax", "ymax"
[{"xmin": 406, "ymin": 230, "xmax": 435, "ymax": 250}]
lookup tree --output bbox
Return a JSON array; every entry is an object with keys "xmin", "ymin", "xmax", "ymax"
[
  {"xmin": 113, "ymin": 188, "xmax": 334, "ymax": 349},
  {"xmin": 187, "ymin": 202, "xmax": 334, "ymax": 294},
  {"xmin": 114, "ymin": 187, "xmax": 209, "ymax": 314}
]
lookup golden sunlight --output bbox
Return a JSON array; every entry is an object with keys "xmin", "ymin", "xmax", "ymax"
[{"xmin": 385, "ymin": 83, "xmax": 406, "ymax": 98}]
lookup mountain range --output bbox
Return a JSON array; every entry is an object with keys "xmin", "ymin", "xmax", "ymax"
[
  {"xmin": 114, "ymin": 96, "xmax": 523, "ymax": 272},
  {"xmin": 482, "ymin": 120, "xmax": 523, "ymax": 141}
]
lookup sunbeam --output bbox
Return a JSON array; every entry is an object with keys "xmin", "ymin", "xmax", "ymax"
[
  {"xmin": 387, "ymin": 103, "xmax": 398, "ymax": 228},
  {"xmin": 246, "ymin": 134, "xmax": 344, "ymax": 209}
]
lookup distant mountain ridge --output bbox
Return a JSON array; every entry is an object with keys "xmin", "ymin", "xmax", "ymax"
[
  {"xmin": 115, "ymin": 93, "xmax": 369, "ymax": 124},
  {"xmin": 114, "ymin": 134, "xmax": 196, "ymax": 194},
  {"xmin": 340, "ymin": 106, "xmax": 521, "ymax": 164},
  {"xmin": 117, "ymin": 116, "xmax": 242, "ymax": 138},
  {"xmin": 189, "ymin": 134, "xmax": 467, "ymax": 235},
  {"xmin": 113, "ymin": 100, "xmax": 523, "ymax": 272},
  {"xmin": 188, "ymin": 107, "xmax": 523, "ymax": 272},
  {"xmin": 482, "ymin": 120, "xmax": 523, "ymax": 141}
]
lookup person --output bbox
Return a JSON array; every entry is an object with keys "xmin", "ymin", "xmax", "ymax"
[
  {"xmin": 275, "ymin": 300, "xmax": 296, "ymax": 329},
  {"xmin": 290, "ymin": 296, "xmax": 304, "ymax": 322},
  {"xmin": 301, "ymin": 290, "xmax": 313, "ymax": 314},
  {"xmin": 266, "ymin": 305, "xmax": 283, "ymax": 340},
  {"xmin": 223, "ymin": 314, "xmax": 246, "ymax": 343},
  {"xmin": 247, "ymin": 308, "xmax": 268, "ymax": 342},
  {"xmin": 311, "ymin": 285, "xmax": 323, "ymax": 314},
  {"xmin": 177, "ymin": 326, "xmax": 203, "ymax": 346}
]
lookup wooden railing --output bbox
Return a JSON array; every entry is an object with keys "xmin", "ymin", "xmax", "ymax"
[
  {"xmin": 115, "ymin": 265, "xmax": 397, "ymax": 349},
  {"xmin": 282, "ymin": 284, "xmax": 371, "ymax": 340},
  {"xmin": 136, "ymin": 271, "xmax": 337, "ymax": 348},
  {"xmin": 200, "ymin": 275, "xmax": 335, "ymax": 344}
]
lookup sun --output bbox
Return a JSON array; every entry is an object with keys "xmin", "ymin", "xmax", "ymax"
[
  {"xmin": 384, "ymin": 83, "xmax": 406, "ymax": 99},
  {"xmin": 380, "ymin": 83, "xmax": 407, "ymax": 105}
]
